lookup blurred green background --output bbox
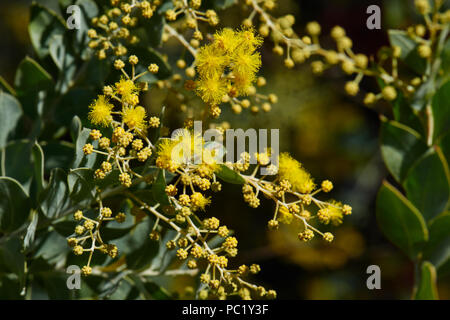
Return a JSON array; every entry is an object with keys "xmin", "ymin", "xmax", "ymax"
[{"xmin": 1, "ymin": 0, "xmax": 449, "ymax": 299}]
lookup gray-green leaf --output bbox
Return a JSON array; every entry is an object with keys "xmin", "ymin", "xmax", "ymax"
[{"xmin": 376, "ymin": 181, "xmax": 428, "ymax": 260}]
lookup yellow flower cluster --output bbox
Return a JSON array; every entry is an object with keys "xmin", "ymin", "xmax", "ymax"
[
  {"xmin": 277, "ymin": 153, "xmax": 315, "ymax": 194},
  {"xmin": 243, "ymin": 0, "xmax": 450, "ymax": 109},
  {"xmin": 194, "ymin": 28, "xmax": 262, "ymax": 116},
  {"xmin": 158, "ymin": 24, "xmax": 279, "ymax": 118},
  {"xmin": 154, "ymin": 128, "xmax": 222, "ymax": 214},
  {"xmin": 68, "ymin": 208, "xmax": 125, "ymax": 276},
  {"xmin": 164, "ymin": 0, "xmax": 219, "ymax": 27},
  {"xmin": 125, "ymin": 189, "xmax": 275, "ymax": 300},
  {"xmin": 69, "ymin": 0, "xmax": 358, "ymax": 301},
  {"xmin": 84, "ymin": 58, "xmax": 161, "ymax": 187},
  {"xmin": 87, "ymin": 0, "xmax": 162, "ymax": 59},
  {"xmin": 233, "ymin": 150, "xmax": 352, "ymax": 244}
]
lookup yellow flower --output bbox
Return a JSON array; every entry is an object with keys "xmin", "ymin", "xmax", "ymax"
[
  {"xmin": 277, "ymin": 153, "xmax": 315, "ymax": 194},
  {"xmin": 157, "ymin": 129, "xmax": 205, "ymax": 169},
  {"xmin": 233, "ymin": 50, "xmax": 260, "ymax": 75},
  {"xmin": 191, "ymin": 192, "xmax": 211, "ymax": 211},
  {"xmin": 122, "ymin": 106, "xmax": 147, "ymax": 131},
  {"xmin": 213, "ymin": 28, "xmax": 240, "ymax": 53},
  {"xmin": 195, "ymin": 45, "xmax": 227, "ymax": 78},
  {"xmin": 172, "ymin": 129, "xmax": 204, "ymax": 161},
  {"xmin": 195, "ymin": 75, "xmax": 228, "ymax": 105},
  {"xmin": 235, "ymin": 28, "xmax": 263, "ymax": 51},
  {"xmin": 115, "ymin": 78, "xmax": 139, "ymax": 105},
  {"xmin": 277, "ymin": 206, "xmax": 293, "ymax": 224},
  {"xmin": 194, "ymin": 28, "xmax": 262, "ymax": 105},
  {"xmin": 88, "ymin": 95, "xmax": 113, "ymax": 126},
  {"xmin": 328, "ymin": 200, "xmax": 344, "ymax": 226},
  {"xmin": 156, "ymin": 138, "xmax": 179, "ymax": 171}
]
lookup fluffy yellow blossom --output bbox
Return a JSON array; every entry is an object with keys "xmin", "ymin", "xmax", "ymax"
[
  {"xmin": 122, "ymin": 106, "xmax": 147, "ymax": 131},
  {"xmin": 232, "ymin": 51, "xmax": 261, "ymax": 94},
  {"xmin": 195, "ymin": 45, "xmax": 227, "ymax": 78},
  {"xmin": 277, "ymin": 153, "xmax": 315, "ymax": 194},
  {"xmin": 88, "ymin": 95, "xmax": 113, "ymax": 126},
  {"xmin": 156, "ymin": 129, "xmax": 204, "ymax": 168},
  {"xmin": 115, "ymin": 78, "xmax": 139, "ymax": 105},
  {"xmin": 195, "ymin": 28, "xmax": 262, "ymax": 105},
  {"xmin": 195, "ymin": 75, "xmax": 228, "ymax": 105},
  {"xmin": 213, "ymin": 28, "xmax": 241, "ymax": 53}
]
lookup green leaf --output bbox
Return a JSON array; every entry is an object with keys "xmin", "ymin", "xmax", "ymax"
[
  {"xmin": 14, "ymin": 57, "xmax": 53, "ymax": 119},
  {"xmin": 54, "ymin": 88, "xmax": 94, "ymax": 126},
  {"xmin": 32, "ymin": 142, "xmax": 45, "ymax": 195},
  {"xmin": 432, "ymin": 81, "xmax": 450, "ymax": 140},
  {"xmin": 413, "ymin": 261, "xmax": 439, "ymax": 300},
  {"xmin": 101, "ymin": 225, "xmax": 136, "ymax": 242},
  {"xmin": 70, "ymin": 116, "xmax": 82, "ymax": 143},
  {"xmin": 139, "ymin": 277, "xmax": 172, "ymax": 300},
  {"xmin": 0, "ymin": 177, "xmax": 31, "ymax": 233},
  {"xmin": 24, "ymin": 212, "xmax": 39, "ymax": 251},
  {"xmin": 96, "ymin": 169, "xmax": 121, "ymax": 190},
  {"xmin": 38, "ymin": 168, "xmax": 72, "ymax": 219},
  {"xmin": 152, "ymin": 169, "xmax": 171, "ymax": 207},
  {"xmin": 114, "ymin": 216, "xmax": 158, "ymax": 270},
  {"xmin": 49, "ymin": 34, "xmax": 75, "ymax": 71},
  {"xmin": 72, "ymin": 128, "xmax": 98, "ymax": 169},
  {"xmin": 388, "ymin": 30, "xmax": 426, "ymax": 75},
  {"xmin": 391, "ymin": 93, "xmax": 424, "ymax": 135},
  {"xmin": 33, "ymin": 230, "xmax": 70, "ymax": 265},
  {"xmin": 215, "ymin": 164, "xmax": 245, "ymax": 184},
  {"xmin": 48, "ymin": 34, "xmax": 77, "ymax": 93},
  {"xmin": 439, "ymin": 133, "xmax": 450, "ymax": 181},
  {"xmin": 149, "ymin": 229, "xmax": 178, "ymax": 271},
  {"xmin": 42, "ymin": 141, "xmax": 74, "ymax": 172},
  {"xmin": 76, "ymin": 57, "xmax": 111, "ymax": 87},
  {"xmin": 0, "ymin": 237, "xmax": 25, "ymax": 282},
  {"xmin": 376, "ymin": 181, "xmax": 428, "ymax": 260},
  {"xmin": 14, "ymin": 57, "xmax": 53, "ymax": 95},
  {"xmin": 73, "ymin": 0, "xmax": 99, "ymax": 56},
  {"xmin": 36, "ymin": 272, "xmax": 73, "ymax": 299},
  {"xmin": 101, "ymin": 275, "xmax": 134, "ymax": 300},
  {"xmin": 28, "ymin": 2, "xmax": 66, "ymax": 59},
  {"xmin": 410, "ymin": 79, "xmax": 434, "ymax": 112},
  {"xmin": 67, "ymin": 168, "xmax": 96, "ymax": 204},
  {"xmin": 2, "ymin": 140, "xmax": 41, "ymax": 194},
  {"xmin": 441, "ymin": 38, "xmax": 450, "ymax": 79},
  {"xmin": 137, "ymin": 14, "xmax": 166, "ymax": 48},
  {"xmin": 0, "ymin": 92, "xmax": 22, "ymax": 149},
  {"xmin": 53, "ymin": 220, "xmax": 77, "ymax": 237},
  {"xmin": 403, "ymin": 150, "xmax": 450, "ymax": 221},
  {"xmin": 424, "ymin": 212, "xmax": 450, "ymax": 276},
  {"xmin": 0, "ymin": 76, "xmax": 16, "ymax": 96},
  {"xmin": 0, "ymin": 275, "xmax": 23, "ymax": 299},
  {"xmin": 380, "ymin": 120, "xmax": 428, "ymax": 183}
]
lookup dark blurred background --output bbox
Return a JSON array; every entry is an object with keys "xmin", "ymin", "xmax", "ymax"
[{"xmin": 1, "ymin": 0, "xmax": 449, "ymax": 299}]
